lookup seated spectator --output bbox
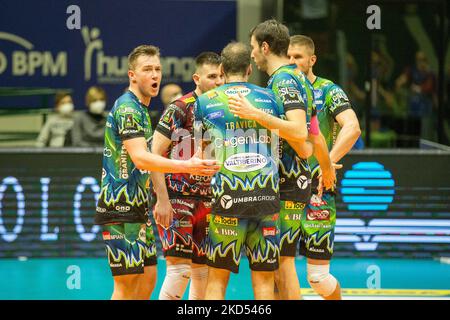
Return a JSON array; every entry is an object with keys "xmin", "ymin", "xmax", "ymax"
[
  {"xmin": 36, "ymin": 91, "xmax": 75, "ymax": 147},
  {"xmin": 71, "ymin": 86, "xmax": 108, "ymax": 147},
  {"xmin": 395, "ymin": 51, "xmax": 437, "ymax": 141}
]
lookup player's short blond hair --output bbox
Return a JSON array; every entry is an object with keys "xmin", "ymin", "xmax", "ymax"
[
  {"xmin": 128, "ymin": 45, "xmax": 160, "ymax": 70},
  {"xmin": 290, "ymin": 35, "xmax": 315, "ymax": 55}
]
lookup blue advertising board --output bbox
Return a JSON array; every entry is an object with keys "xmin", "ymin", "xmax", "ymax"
[{"xmin": 0, "ymin": 0, "xmax": 237, "ymax": 111}]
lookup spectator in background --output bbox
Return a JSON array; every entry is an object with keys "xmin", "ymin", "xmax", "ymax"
[
  {"xmin": 160, "ymin": 83, "xmax": 183, "ymax": 109},
  {"xmin": 36, "ymin": 91, "xmax": 75, "ymax": 147},
  {"xmin": 72, "ymin": 86, "xmax": 108, "ymax": 147},
  {"xmin": 149, "ymin": 83, "xmax": 183, "ymax": 130},
  {"xmin": 396, "ymin": 51, "xmax": 437, "ymax": 141}
]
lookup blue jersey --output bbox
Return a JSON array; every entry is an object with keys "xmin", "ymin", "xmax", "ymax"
[
  {"xmin": 95, "ymin": 91, "xmax": 153, "ymax": 225},
  {"xmin": 194, "ymin": 82, "xmax": 284, "ymax": 217}
]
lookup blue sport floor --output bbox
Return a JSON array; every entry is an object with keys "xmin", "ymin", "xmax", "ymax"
[{"xmin": 1, "ymin": 257, "xmax": 449, "ymax": 300}]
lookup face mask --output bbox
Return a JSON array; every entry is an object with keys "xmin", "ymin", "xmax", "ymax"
[
  {"xmin": 59, "ymin": 103, "xmax": 74, "ymax": 115},
  {"xmin": 89, "ymin": 100, "xmax": 106, "ymax": 114}
]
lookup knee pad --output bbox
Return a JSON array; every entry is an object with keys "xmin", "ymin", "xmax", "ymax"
[
  {"xmin": 189, "ymin": 266, "xmax": 208, "ymax": 300},
  {"xmin": 307, "ymin": 263, "xmax": 337, "ymax": 297},
  {"xmin": 159, "ymin": 263, "xmax": 191, "ymax": 300}
]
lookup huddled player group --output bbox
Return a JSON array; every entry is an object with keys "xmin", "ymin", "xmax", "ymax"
[{"xmin": 94, "ymin": 19, "xmax": 361, "ymax": 300}]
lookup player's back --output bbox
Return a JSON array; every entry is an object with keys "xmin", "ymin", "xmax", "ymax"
[{"xmin": 195, "ymin": 82, "xmax": 283, "ymax": 218}]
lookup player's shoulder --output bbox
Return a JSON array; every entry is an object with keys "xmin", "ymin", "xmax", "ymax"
[
  {"xmin": 198, "ymin": 87, "xmax": 221, "ymax": 104},
  {"xmin": 273, "ymin": 65, "xmax": 308, "ymax": 86},
  {"xmin": 174, "ymin": 91, "xmax": 197, "ymax": 107},
  {"xmin": 113, "ymin": 91, "xmax": 142, "ymax": 115},
  {"xmin": 247, "ymin": 83, "xmax": 277, "ymax": 100},
  {"xmin": 315, "ymin": 77, "xmax": 341, "ymax": 90}
]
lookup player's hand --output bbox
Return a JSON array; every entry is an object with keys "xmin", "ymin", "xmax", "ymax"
[
  {"xmin": 184, "ymin": 147, "xmax": 220, "ymax": 176},
  {"xmin": 321, "ymin": 164, "xmax": 336, "ymax": 191},
  {"xmin": 228, "ymin": 93, "xmax": 258, "ymax": 120},
  {"xmin": 317, "ymin": 163, "xmax": 342, "ymax": 197},
  {"xmin": 153, "ymin": 198, "xmax": 174, "ymax": 229}
]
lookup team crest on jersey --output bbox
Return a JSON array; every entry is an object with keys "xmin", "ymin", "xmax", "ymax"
[
  {"xmin": 125, "ymin": 114, "xmax": 134, "ymax": 128},
  {"xmin": 162, "ymin": 108, "xmax": 175, "ymax": 124}
]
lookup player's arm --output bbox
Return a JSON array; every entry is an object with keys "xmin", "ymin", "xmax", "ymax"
[
  {"xmin": 284, "ymin": 109, "xmax": 313, "ymax": 158},
  {"xmin": 124, "ymin": 137, "xmax": 217, "ymax": 175},
  {"xmin": 308, "ymin": 113, "xmax": 335, "ymax": 190},
  {"xmin": 330, "ymin": 109, "xmax": 361, "ymax": 164},
  {"xmin": 228, "ymin": 94, "xmax": 308, "ymax": 142},
  {"xmin": 150, "ymin": 101, "xmax": 187, "ymax": 228},
  {"xmin": 150, "ymin": 131, "xmax": 174, "ymax": 228}
]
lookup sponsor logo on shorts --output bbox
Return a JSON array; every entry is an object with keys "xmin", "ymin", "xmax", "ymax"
[
  {"xmin": 174, "ymin": 209, "xmax": 193, "ymax": 216},
  {"xmin": 102, "ymin": 232, "xmax": 125, "ymax": 240},
  {"xmin": 263, "ymin": 227, "xmax": 276, "ymax": 237},
  {"xmin": 308, "ymin": 247, "xmax": 325, "ymax": 253},
  {"xmin": 224, "ymin": 153, "xmax": 268, "ymax": 173},
  {"xmin": 303, "ymin": 223, "xmax": 332, "ymax": 229},
  {"xmin": 96, "ymin": 207, "xmax": 107, "ymax": 213},
  {"xmin": 213, "ymin": 215, "xmax": 238, "ymax": 227},
  {"xmin": 297, "ymin": 175, "xmax": 309, "ymax": 190},
  {"xmin": 220, "ymin": 195, "xmax": 233, "ymax": 209},
  {"xmin": 310, "ymin": 194, "xmax": 326, "ymax": 206},
  {"xmin": 139, "ymin": 227, "xmax": 146, "ymax": 242},
  {"xmin": 266, "ymin": 258, "xmax": 277, "ymax": 264},
  {"xmin": 284, "ymin": 201, "xmax": 306, "ymax": 210},
  {"xmin": 175, "ymin": 243, "xmax": 193, "ymax": 254},
  {"xmin": 214, "ymin": 227, "xmax": 237, "ymax": 237},
  {"xmin": 172, "ymin": 199, "xmax": 195, "ymax": 209},
  {"xmin": 219, "ymin": 194, "xmax": 278, "ymax": 209},
  {"xmin": 173, "ymin": 219, "xmax": 193, "ymax": 228},
  {"xmin": 306, "ymin": 209, "xmax": 330, "ymax": 221},
  {"xmin": 284, "ymin": 213, "xmax": 302, "ymax": 220},
  {"xmin": 203, "ymin": 201, "xmax": 212, "ymax": 209},
  {"xmin": 115, "ymin": 205, "xmax": 131, "ymax": 212},
  {"xmin": 110, "ymin": 263, "xmax": 122, "ymax": 268}
]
